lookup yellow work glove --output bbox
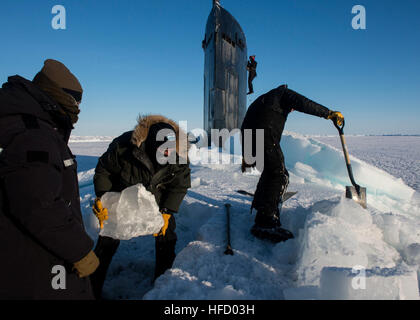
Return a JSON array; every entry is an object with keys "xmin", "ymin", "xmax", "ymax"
[
  {"xmin": 327, "ymin": 110, "xmax": 344, "ymax": 127},
  {"xmin": 92, "ymin": 197, "xmax": 108, "ymax": 229},
  {"xmin": 73, "ymin": 250, "xmax": 100, "ymax": 278},
  {"xmin": 154, "ymin": 212, "xmax": 171, "ymax": 237}
]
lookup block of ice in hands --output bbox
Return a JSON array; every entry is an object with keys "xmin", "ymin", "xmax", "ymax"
[{"xmin": 99, "ymin": 184, "xmax": 164, "ymax": 240}]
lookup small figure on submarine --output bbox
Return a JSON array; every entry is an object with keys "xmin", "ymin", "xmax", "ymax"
[{"xmin": 247, "ymin": 55, "xmax": 257, "ymax": 95}]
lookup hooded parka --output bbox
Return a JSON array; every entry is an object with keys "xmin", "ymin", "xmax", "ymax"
[{"xmin": 90, "ymin": 115, "xmax": 191, "ymax": 298}]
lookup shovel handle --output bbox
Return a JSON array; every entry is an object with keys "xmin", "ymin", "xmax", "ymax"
[
  {"xmin": 334, "ymin": 120, "xmax": 361, "ymax": 195},
  {"xmin": 333, "ymin": 118, "xmax": 345, "ymax": 134}
]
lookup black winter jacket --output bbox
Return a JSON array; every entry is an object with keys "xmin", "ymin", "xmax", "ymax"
[
  {"xmin": 94, "ymin": 115, "xmax": 191, "ymax": 214},
  {"xmin": 0, "ymin": 76, "xmax": 94, "ymax": 299},
  {"xmin": 241, "ymin": 85, "xmax": 330, "ymax": 142},
  {"xmin": 247, "ymin": 59, "xmax": 257, "ymax": 74}
]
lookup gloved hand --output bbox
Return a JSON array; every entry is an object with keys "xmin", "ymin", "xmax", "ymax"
[
  {"xmin": 154, "ymin": 209, "xmax": 171, "ymax": 237},
  {"xmin": 92, "ymin": 197, "xmax": 108, "ymax": 229},
  {"xmin": 73, "ymin": 250, "xmax": 100, "ymax": 278},
  {"xmin": 327, "ymin": 110, "xmax": 344, "ymax": 127}
]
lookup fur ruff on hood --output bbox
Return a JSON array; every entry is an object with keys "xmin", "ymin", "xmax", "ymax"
[{"xmin": 131, "ymin": 114, "xmax": 189, "ymax": 160}]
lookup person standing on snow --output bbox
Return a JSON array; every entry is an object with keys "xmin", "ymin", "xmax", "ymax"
[
  {"xmin": 247, "ymin": 55, "xmax": 257, "ymax": 95},
  {"xmin": 241, "ymin": 84, "xmax": 344, "ymax": 242},
  {"xmin": 0, "ymin": 59, "xmax": 99, "ymax": 299},
  {"xmin": 90, "ymin": 115, "xmax": 191, "ymax": 299}
]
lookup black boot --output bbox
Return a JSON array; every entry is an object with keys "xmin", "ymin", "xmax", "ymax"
[
  {"xmin": 251, "ymin": 208, "xmax": 294, "ymax": 243},
  {"xmin": 90, "ymin": 236, "xmax": 120, "ymax": 300}
]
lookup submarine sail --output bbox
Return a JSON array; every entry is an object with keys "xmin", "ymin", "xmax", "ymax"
[{"xmin": 202, "ymin": 0, "xmax": 247, "ymax": 144}]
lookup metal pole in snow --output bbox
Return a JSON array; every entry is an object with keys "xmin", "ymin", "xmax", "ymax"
[{"xmin": 224, "ymin": 203, "xmax": 234, "ymax": 255}]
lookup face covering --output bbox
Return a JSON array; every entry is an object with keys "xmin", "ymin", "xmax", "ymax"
[{"xmin": 33, "ymin": 71, "xmax": 81, "ymax": 125}]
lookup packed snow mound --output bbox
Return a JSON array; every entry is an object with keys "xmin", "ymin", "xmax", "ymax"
[
  {"xmin": 281, "ymin": 131, "xmax": 416, "ymax": 203},
  {"xmin": 99, "ymin": 184, "xmax": 163, "ymax": 240}
]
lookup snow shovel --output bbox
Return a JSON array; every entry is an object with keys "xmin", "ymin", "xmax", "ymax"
[{"xmin": 334, "ymin": 119, "xmax": 367, "ymax": 208}]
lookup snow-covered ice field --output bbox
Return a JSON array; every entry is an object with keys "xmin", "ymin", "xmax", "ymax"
[{"xmin": 69, "ymin": 133, "xmax": 420, "ymax": 300}]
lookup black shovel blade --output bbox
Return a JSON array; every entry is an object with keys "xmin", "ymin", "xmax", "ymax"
[
  {"xmin": 345, "ymin": 186, "xmax": 367, "ymax": 209},
  {"xmin": 224, "ymin": 245, "xmax": 234, "ymax": 255}
]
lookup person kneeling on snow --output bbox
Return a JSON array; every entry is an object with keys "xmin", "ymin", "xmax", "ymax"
[
  {"xmin": 90, "ymin": 115, "xmax": 191, "ymax": 299},
  {"xmin": 241, "ymin": 84, "xmax": 344, "ymax": 243}
]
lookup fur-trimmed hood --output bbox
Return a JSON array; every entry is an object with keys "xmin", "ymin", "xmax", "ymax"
[{"xmin": 131, "ymin": 114, "xmax": 189, "ymax": 160}]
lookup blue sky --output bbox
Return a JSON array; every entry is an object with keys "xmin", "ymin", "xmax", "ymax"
[{"xmin": 1, "ymin": 0, "xmax": 419, "ymax": 136}]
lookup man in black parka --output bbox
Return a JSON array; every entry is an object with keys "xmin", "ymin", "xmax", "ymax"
[
  {"xmin": 90, "ymin": 115, "xmax": 191, "ymax": 299},
  {"xmin": 241, "ymin": 84, "xmax": 344, "ymax": 242},
  {"xmin": 0, "ymin": 59, "xmax": 99, "ymax": 299}
]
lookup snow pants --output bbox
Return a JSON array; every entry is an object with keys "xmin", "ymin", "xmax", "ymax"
[{"xmin": 252, "ymin": 129, "xmax": 289, "ymax": 217}]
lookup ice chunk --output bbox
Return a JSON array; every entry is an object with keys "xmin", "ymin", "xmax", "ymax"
[
  {"xmin": 320, "ymin": 265, "xmax": 420, "ymax": 300},
  {"xmin": 99, "ymin": 184, "xmax": 163, "ymax": 240},
  {"xmin": 295, "ymin": 197, "xmax": 399, "ymax": 286},
  {"xmin": 295, "ymin": 211, "xmax": 369, "ymax": 286}
]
